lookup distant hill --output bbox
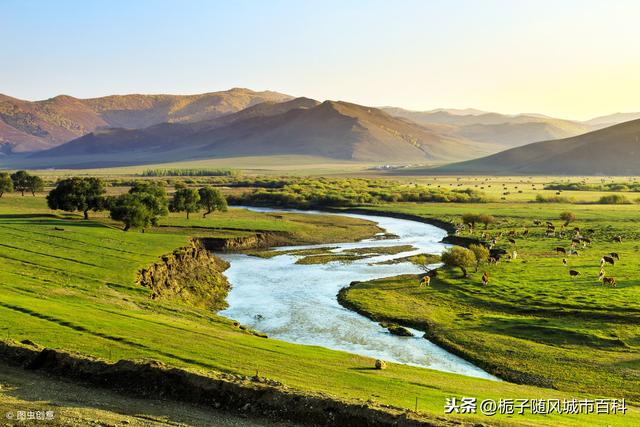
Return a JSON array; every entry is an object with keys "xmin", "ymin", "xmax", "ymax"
[
  {"xmin": 0, "ymin": 88, "xmax": 292, "ymax": 153},
  {"xmin": 585, "ymin": 112, "xmax": 640, "ymax": 129},
  {"xmin": 381, "ymin": 107, "xmax": 593, "ymax": 148},
  {"xmin": 428, "ymin": 119, "xmax": 640, "ymax": 175},
  {"xmin": 29, "ymin": 100, "xmax": 500, "ymax": 168}
]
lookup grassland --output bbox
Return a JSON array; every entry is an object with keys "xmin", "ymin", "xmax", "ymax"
[
  {"xmin": 341, "ymin": 201, "xmax": 640, "ymax": 402},
  {"xmin": 1, "ymin": 185, "xmax": 639, "ymax": 425}
]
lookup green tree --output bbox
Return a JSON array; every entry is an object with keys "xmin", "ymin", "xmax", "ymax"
[
  {"xmin": 0, "ymin": 172, "xmax": 13, "ymax": 198},
  {"xmin": 559, "ymin": 211, "xmax": 576, "ymax": 226},
  {"xmin": 47, "ymin": 177, "xmax": 106, "ymax": 219},
  {"xmin": 10, "ymin": 170, "xmax": 32, "ymax": 196},
  {"xmin": 478, "ymin": 214, "xmax": 496, "ymax": 230},
  {"xmin": 198, "ymin": 186, "xmax": 228, "ymax": 217},
  {"xmin": 109, "ymin": 181, "xmax": 168, "ymax": 231},
  {"xmin": 169, "ymin": 187, "xmax": 200, "ymax": 219},
  {"xmin": 461, "ymin": 213, "xmax": 481, "ymax": 229},
  {"xmin": 26, "ymin": 175, "xmax": 44, "ymax": 196},
  {"xmin": 468, "ymin": 243, "xmax": 490, "ymax": 272},
  {"xmin": 441, "ymin": 246, "xmax": 476, "ymax": 278}
]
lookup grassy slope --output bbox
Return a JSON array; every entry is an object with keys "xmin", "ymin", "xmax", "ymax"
[
  {"xmin": 2, "ymin": 196, "xmax": 638, "ymax": 425},
  {"xmin": 341, "ymin": 202, "xmax": 640, "ymax": 401}
]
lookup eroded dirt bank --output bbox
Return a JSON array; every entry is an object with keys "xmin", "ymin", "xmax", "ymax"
[
  {"xmin": 0, "ymin": 341, "xmax": 457, "ymax": 427},
  {"xmin": 137, "ymin": 239, "xmax": 231, "ymax": 311}
]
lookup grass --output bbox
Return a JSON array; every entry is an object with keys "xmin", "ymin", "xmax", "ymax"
[
  {"xmin": 1, "ymin": 192, "xmax": 639, "ymax": 425},
  {"xmin": 340, "ymin": 201, "xmax": 640, "ymax": 404}
]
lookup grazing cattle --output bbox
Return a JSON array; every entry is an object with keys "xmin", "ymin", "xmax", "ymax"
[
  {"xmin": 508, "ymin": 238, "xmax": 516, "ymax": 245},
  {"xmin": 573, "ymin": 227, "xmax": 580, "ymax": 232},
  {"xmin": 555, "ymin": 247, "xmax": 566, "ymax": 255},
  {"xmin": 609, "ymin": 252, "xmax": 620, "ymax": 260},
  {"xmin": 603, "ymin": 256, "xmax": 615, "ymax": 266},
  {"xmin": 598, "ymin": 269, "xmax": 606, "ymax": 280},
  {"xmin": 546, "ymin": 221, "xmax": 554, "ymax": 227},
  {"xmin": 419, "ymin": 275, "xmax": 431, "ymax": 287},
  {"xmin": 572, "ymin": 238, "xmax": 581, "ymax": 244},
  {"xmin": 562, "ymin": 258, "xmax": 567, "ymax": 265},
  {"xmin": 581, "ymin": 237, "xmax": 591, "ymax": 244},
  {"xmin": 533, "ymin": 219, "xmax": 542, "ymax": 226},
  {"xmin": 482, "ymin": 272, "xmax": 489, "ymax": 286},
  {"xmin": 488, "ymin": 257, "xmax": 498, "ymax": 265},
  {"xmin": 613, "ymin": 235, "xmax": 623, "ymax": 243},
  {"xmin": 522, "ymin": 229, "xmax": 529, "ymax": 236},
  {"xmin": 568, "ymin": 249, "xmax": 579, "ymax": 256},
  {"xmin": 569, "ymin": 270, "xmax": 580, "ymax": 278},
  {"xmin": 603, "ymin": 277, "xmax": 617, "ymax": 287},
  {"xmin": 586, "ymin": 228, "xmax": 595, "ymax": 234}
]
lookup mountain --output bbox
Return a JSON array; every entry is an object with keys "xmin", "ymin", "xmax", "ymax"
[
  {"xmin": 381, "ymin": 107, "xmax": 593, "ymax": 148},
  {"xmin": 429, "ymin": 119, "xmax": 640, "ymax": 175},
  {"xmin": 0, "ymin": 88, "xmax": 292, "ymax": 153},
  {"xmin": 30, "ymin": 100, "xmax": 500, "ymax": 168},
  {"xmin": 585, "ymin": 112, "xmax": 640, "ymax": 129}
]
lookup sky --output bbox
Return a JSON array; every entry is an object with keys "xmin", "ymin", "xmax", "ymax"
[{"xmin": 1, "ymin": 0, "xmax": 639, "ymax": 120}]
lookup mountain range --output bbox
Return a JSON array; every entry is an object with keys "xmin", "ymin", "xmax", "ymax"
[
  {"xmin": 430, "ymin": 118, "xmax": 640, "ymax": 175},
  {"xmin": 0, "ymin": 88, "xmax": 638, "ymax": 170}
]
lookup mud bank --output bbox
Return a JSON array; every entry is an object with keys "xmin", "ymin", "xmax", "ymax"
[
  {"xmin": 0, "ymin": 340, "xmax": 458, "ymax": 427},
  {"xmin": 137, "ymin": 239, "xmax": 231, "ymax": 311}
]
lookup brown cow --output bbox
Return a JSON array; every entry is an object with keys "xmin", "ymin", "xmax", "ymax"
[
  {"xmin": 482, "ymin": 272, "xmax": 489, "ymax": 286},
  {"xmin": 555, "ymin": 247, "xmax": 566, "ymax": 255},
  {"xmin": 613, "ymin": 236, "xmax": 623, "ymax": 243},
  {"xmin": 569, "ymin": 270, "xmax": 580, "ymax": 278},
  {"xmin": 603, "ymin": 277, "xmax": 617, "ymax": 287},
  {"xmin": 419, "ymin": 275, "xmax": 431, "ymax": 287}
]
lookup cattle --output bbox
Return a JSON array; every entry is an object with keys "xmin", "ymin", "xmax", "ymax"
[
  {"xmin": 598, "ymin": 268, "xmax": 606, "ymax": 280},
  {"xmin": 419, "ymin": 275, "xmax": 431, "ymax": 287},
  {"xmin": 488, "ymin": 257, "xmax": 498, "ymax": 265},
  {"xmin": 571, "ymin": 238, "xmax": 581, "ymax": 244},
  {"xmin": 482, "ymin": 272, "xmax": 489, "ymax": 286},
  {"xmin": 562, "ymin": 258, "xmax": 567, "ymax": 265},
  {"xmin": 602, "ymin": 277, "xmax": 617, "ymax": 287},
  {"xmin": 569, "ymin": 270, "xmax": 580, "ymax": 278},
  {"xmin": 555, "ymin": 247, "xmax": 566, "ymax": 255},
  {"xmin": 533, "ymin": 219, "xmax": 542, "ymax": 226},
  {"xmin": 602, "ymin": 256, "xmax": 615, "ymax": 266},
  {"xmin": 581, "ymin": 237, "xmax": 591, "ymax": 244},
  {"xmin": 568, "ymin": 249, "xmax": 579, "ymax": 256},
  {"xmin": 613, "ymin": 235, "xmax": 623, "ymax": 243},
  {"xmin": 546, "ymin": 221, "xmax": 554, "ymax": 227},
  {"xmin": 522, "ymin": 229, "xmax": 529, "ymax": 236},
  {"xmin": 508, "ymin": 238, "xmax": 516, "ymax": 245},
  {"xmin": 573, "ymin": 227, "xmax": 580, "ymax": 232},
  {"xmin": 609, "ymin": 252, "xmax": 620, "ymax": 260}
]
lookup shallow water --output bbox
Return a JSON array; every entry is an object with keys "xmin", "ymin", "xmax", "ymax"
[{"xmin": 219, "ymin": 207, "xmax": 498, "ymax": 380}]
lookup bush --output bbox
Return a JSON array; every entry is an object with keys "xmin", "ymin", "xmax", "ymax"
[
  {"xmin": 597, "ymin": 194, "xmax": 631, "ymax": 204},
  {"xmin": 535, "ymin": 194, "xmax": 573, "ymax": 203},
  {"xmin": 559, "ymin": 211, "xmax": 576, "ymax": 226},
  {"xmin": 441, "ymin": 246, "xmax": 476, "ymax": 278}
]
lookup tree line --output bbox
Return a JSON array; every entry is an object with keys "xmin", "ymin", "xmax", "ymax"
[
  {"xmin": 43, "ymin": 177, "xmax": 227, "ymax": 231},
  {"xmin": 0, "ymin": 171, "xmax": 44, "ymax": 197}
]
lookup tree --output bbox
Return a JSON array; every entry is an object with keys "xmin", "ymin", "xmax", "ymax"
[
  {"xmin": 0, "ymin": 172, "xmax": 13, "ymax": 198},
  {"xmin": 109, "ymin": 181, "xmax": 168, "ymax": 231},
  {"xmin": 26, "ymin": 175, "xmax": 44, "ymax": 196},
  {"xmin": 461, "ymin": 213, "xmax": 481, "ymax": 229},
  {"xmin": 478, "ymin": 214, "xmax": 496, "ymax": 230},
  {"xmin": 468, "ymin": 244, "xmax": 490, "ymax": 272},
  {"xmin": 559, "ymin": 211, "xmax": 576, "ymax": 226},
  {"xmin": 47, "ymin": 177, "xmax": 106, "ymax": 219},
  {"xmin": 441, "ymin": 246, "xmax": 476, "ymax": 278},
  {"xmin": 11, "ymin": 170, "xmax": 32, "ymax": 196},
  {"xmin": 198, "ymin": 186, "xmax": 228, "ymax": 217},
  {"xmin": 169, "ymin": 187, "xmax": 200, "ymax": 219}
]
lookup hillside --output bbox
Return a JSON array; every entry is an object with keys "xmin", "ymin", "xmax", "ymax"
[
  {"xmin": 29, "ymin": 100, "xmax": 499, "ymax": 167},
  {"xmin": 0, "ymin": 88, "xmax": 291, "ymax": 153},
  {"xmin": 429, "ymin": 118, "xmax": 640, "ymax": 175},
  {"xmin": 382, "ymin": 107, "xmax": 593, "ymax": 148}
]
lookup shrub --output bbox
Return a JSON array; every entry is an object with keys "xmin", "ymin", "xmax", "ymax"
[
  {"xmin": 597, "ymin": 194, "xmax": 631, "ymax": 204},
  {"xmin": 441, "ymin": 246, "xmax": 476, "ymax": 278}
]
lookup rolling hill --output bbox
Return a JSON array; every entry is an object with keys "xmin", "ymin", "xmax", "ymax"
[
  {"xmin": 0, "ymin": 88, "xmax": 292, "ymax": 153},
  {"xmin": 382, "ymin": 107, "xmax": 593, "ymax": 148},
  {"xmin": 429, "ymin": 119, "xmax": 640, "ymax": 175},
  {"xmin": 29, "ymin": 100, "xmax": 500, "ymax": 168}
]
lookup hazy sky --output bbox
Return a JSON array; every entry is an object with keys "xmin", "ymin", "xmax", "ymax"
[{"xmin": 2, "ymin": 0, "xmax": 639, "ymax": 120}]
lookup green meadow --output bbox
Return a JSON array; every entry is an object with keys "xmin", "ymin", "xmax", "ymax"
[{"xmin": 0, "ymin": 182, "xmax": 639, "ymax": 425}]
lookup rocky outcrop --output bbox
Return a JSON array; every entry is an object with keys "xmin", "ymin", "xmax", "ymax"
[{"xmin": 137, "ymin": 240, "xmax": 231, "ymax": 311}]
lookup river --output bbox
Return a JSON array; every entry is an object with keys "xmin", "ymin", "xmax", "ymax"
[{"xmin": 219, "ymin": 207, "xmax": 498, "ymax": 381}]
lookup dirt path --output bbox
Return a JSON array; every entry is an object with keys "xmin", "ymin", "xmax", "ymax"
[{"xmin": 0, "ymin": 363, "xmax": 299, "ymax": 427}]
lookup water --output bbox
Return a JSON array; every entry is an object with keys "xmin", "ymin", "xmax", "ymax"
[{"xmin": 219, "ymin": 207, "xmax": 498, "ymax": 380}]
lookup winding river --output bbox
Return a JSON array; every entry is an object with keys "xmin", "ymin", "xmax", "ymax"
[{"xmin": 219, "ymin": 208, "xmax": 498, "ymax": 381}]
